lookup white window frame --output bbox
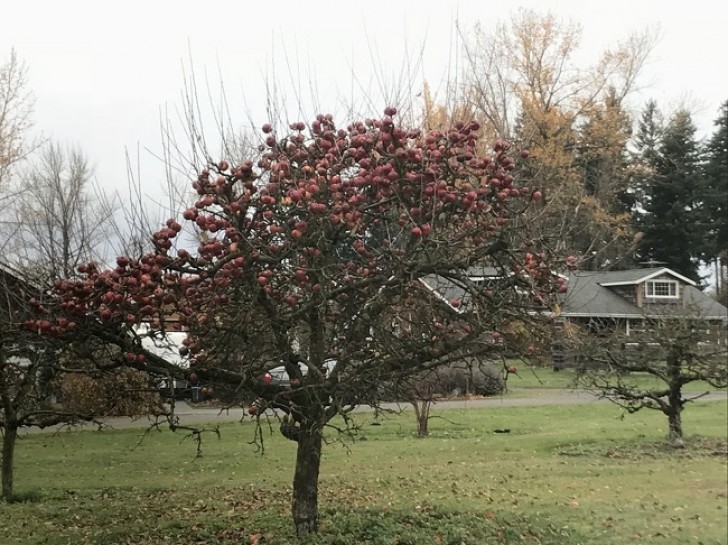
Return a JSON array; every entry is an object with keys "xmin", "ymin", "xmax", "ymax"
[{"xmin": 644, "ymin": 280, "xmax": 679, "ymax": 299}]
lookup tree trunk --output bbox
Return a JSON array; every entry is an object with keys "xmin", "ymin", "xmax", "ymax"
[
  {"xmin": 292, "ymin": 425, "xmax": 323, "ymax": 535},
  {"xmin": 667, "ymin": 408, "xmax": 684, "ymax": 448},
  {"xmin": 666, "ymin": 346, "xmax": 685, "ymax": 448},
  {"xmin": 1, "ymin": 424, "xmax": 18, "ymax": 499},
  {"xmin": 412, "ymin": 400, "xmax": 431, "ymax": 437}
]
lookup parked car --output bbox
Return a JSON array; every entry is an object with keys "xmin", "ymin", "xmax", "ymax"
[
  {"xmin": 154, "ymin": 377, "xmax": 190, "ymax": 400},
  {"xmin": 265, "ymin": 359, "xmax": 337, "ymax": 387}
]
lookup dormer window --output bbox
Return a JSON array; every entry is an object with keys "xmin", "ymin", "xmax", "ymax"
[{"xmin": 644, "ymin": 280, "xmax": 678, "ymax": 299}]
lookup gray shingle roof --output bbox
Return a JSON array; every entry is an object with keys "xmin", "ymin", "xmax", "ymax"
[
  {"xmin": 682, "ymin": 285, "xmax": 728, "ymax": 320},
  {"xmin": 560, "ymin": 271, "xmax": 644, "ymax": 317},
  {"xmin": 560, "ymin": 269, "xmax": 727, "ymax": 321},
  {"xmin": 419, "ymin": 267, "xmax": 502, "ymax": 312},
  {"xmin": 419, "ymin": 266, "xmax": 727, "ymax": 322}
]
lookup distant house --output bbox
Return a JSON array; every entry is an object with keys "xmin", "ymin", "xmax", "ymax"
[
  {"xmin": 0, "ymin": 260, "xmax": 42, "ymax": 322},
  {"xmin": 0, "ymin": 261, "xmax": 50, "ymax": 393},
  {"xmin": 553, "ymin": 267, "xmax": 728, "ymax": 368},
  {"xmin": 418, "ymin": 266, "xmax": 505, "ymax": 312}
]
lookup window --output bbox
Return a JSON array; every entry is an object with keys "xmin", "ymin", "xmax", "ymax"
[{"xmin": 644, "ymin": 280, "xmax": 678, "ymax": 298}]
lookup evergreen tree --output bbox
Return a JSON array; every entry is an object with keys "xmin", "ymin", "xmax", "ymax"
[
  {"xmin": 637, "ymin": 109, "xmax": 703, "ymax": 282},
  {"xmin": 702, "ymin": 100, "xmax": 728, "ymax": 303},
  {"xmin": 629, "ymin": 100, "xmax": 663, "ymax": 214}
]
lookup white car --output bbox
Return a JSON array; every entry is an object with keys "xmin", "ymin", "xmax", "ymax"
[{"xmin": 266, "ymin": 359, "xmax": 337, "ymax": 386}]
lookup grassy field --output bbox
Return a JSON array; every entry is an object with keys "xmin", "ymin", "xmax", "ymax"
[
  {"xmin": 1, "ymin": 398, "xmax": 726, "ymax": 545},
  {"xmin": 505, "ymin": 366, "xmax": 726, "ymax": 394}
]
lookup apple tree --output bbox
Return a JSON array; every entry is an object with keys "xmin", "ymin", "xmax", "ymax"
[{"xmin": 33, "ymin": 109, "xmax": 560, "ymax": 534}]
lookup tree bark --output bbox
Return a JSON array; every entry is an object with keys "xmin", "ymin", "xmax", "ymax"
[
  {"xmin": 292, "ymin": 425, "xmax": 323, "ymax": 535},
  {"xmin": 1, "ymin": 424, "xmax": 18, "ymax": 499},
  {"xmin": 412, "ymin": 400, "xmax": 431, "ymax": 437},
  {"xmin": 666, "ymin": 345, "xmax": 685, "ymax": 448},
  {"xmin": 668, "ymin": 409, "xmax": 684, "ymax": 448}
]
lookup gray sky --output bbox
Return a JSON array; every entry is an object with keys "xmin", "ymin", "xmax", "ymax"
[{"xmin": 2, "ymin": 0, "xmax": 727, "ymax": 214}]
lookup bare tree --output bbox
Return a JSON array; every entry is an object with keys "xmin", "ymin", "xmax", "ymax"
[
  {"xmin": 573, "ymin": 309, "xmax": 727, "ymax": 448},
  {"xmin": 10, "ymin": 142, "xmax": 118, "ymax": 280},
  {"xmin": 460, "ymin": 11, "xmax": 654, "ymax": 141},
  {"xmin": 400, "ymin": 362, "xmax": 505, "ymax": 437},
  {"xmin": 0, "ymin": 49, "xmax": 35, "ymax": 192}
]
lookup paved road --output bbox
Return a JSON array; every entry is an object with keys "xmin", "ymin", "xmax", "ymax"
[{"xmin": 24, "ymin": 389, "xmax": 727, "ymax": 434}]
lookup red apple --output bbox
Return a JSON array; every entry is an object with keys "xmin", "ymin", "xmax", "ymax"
[
  {"xmin": 248, "ymin": 405, "xmax": 259, "ymax": 416},
  {"xmin": 262, "ymin": 372, "xmax": 273, "ymax": 385}
]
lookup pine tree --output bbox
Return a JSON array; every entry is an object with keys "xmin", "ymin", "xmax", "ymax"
[
  {"xmin": 629, "ymin": 100, "xmax": 663, "ymax": 214},
  {"xmin": 702, "ymin": 100, "xmax": 728, "ymax": 303},
  {"xmin": 637, "ymin": 109, "xmax": 703, "ymax": 282}
]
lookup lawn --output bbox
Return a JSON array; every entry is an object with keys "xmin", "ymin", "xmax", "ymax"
[
  {"xmin": 1, "ymin": 399, "xmax": 726, "ymax": 545},
  {"xmin": 505, "ymin": 366, "xmax": 726, "ymax": 394}
]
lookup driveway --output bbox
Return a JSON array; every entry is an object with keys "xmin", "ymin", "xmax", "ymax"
[{"xmin": 24, "ymin": 389, "xmax": 727, "ymax": 434}]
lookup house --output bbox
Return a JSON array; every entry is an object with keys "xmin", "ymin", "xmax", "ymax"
[{"xmin": 553, "ymin": 267, "xmax": 728, "ymax": 368}]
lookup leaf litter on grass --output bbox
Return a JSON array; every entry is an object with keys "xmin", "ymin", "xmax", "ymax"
[{"xmin": 556, "ymin": 436, "xmax": 728, "ymax": 459}]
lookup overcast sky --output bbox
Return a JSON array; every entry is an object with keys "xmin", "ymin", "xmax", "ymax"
[{"xmin": 2, "ymin": 0, "xmax": 726, "ymax": 213}]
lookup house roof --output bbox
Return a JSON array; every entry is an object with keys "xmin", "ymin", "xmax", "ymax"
[
  {"xmin": 681, "ymin": 285, "xmax": 728, "ymax": 320},
  {"xmin": 0, "ymin": 260, "xmax": 24, "ymax": 279},
  {"xmin": 560, "ymin": 268, "xmax": 727, "ymax": 321},
  {"xmin": 597, "ymin": 267, "xmax": 696, "ymax": 287},
  {"xmin": 0, "ymin": 260, "xmax": 47, "ymax": 292},
  {"xmin": 419, "ymin": 266, "xmax": 502, "ymax": 313},
  {"xmin": 559, "ymin": 271, "xmax": 645, "ymax": 318}
]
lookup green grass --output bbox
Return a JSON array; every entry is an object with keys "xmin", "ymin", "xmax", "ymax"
[
  {"xmin": 506, "ymin": 366, "xmax": 726, "ymax": 394},
  {"xmin": 1, "ymin": 400, "xmax": 726, "ymax": 544}
]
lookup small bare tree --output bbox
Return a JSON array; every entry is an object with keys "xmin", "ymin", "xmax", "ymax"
[
  {"xmin": 400, "ymin": 362, "xmax": 505, "ymax": 437},
  {"xmin": 573, "ymin": 309, "xmax": 727, "ymax": 448}
]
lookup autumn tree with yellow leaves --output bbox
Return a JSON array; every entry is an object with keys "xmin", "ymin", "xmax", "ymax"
[{"xmin": 455, "ymin": 10, "xmax": 655, "ymax": 269}]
